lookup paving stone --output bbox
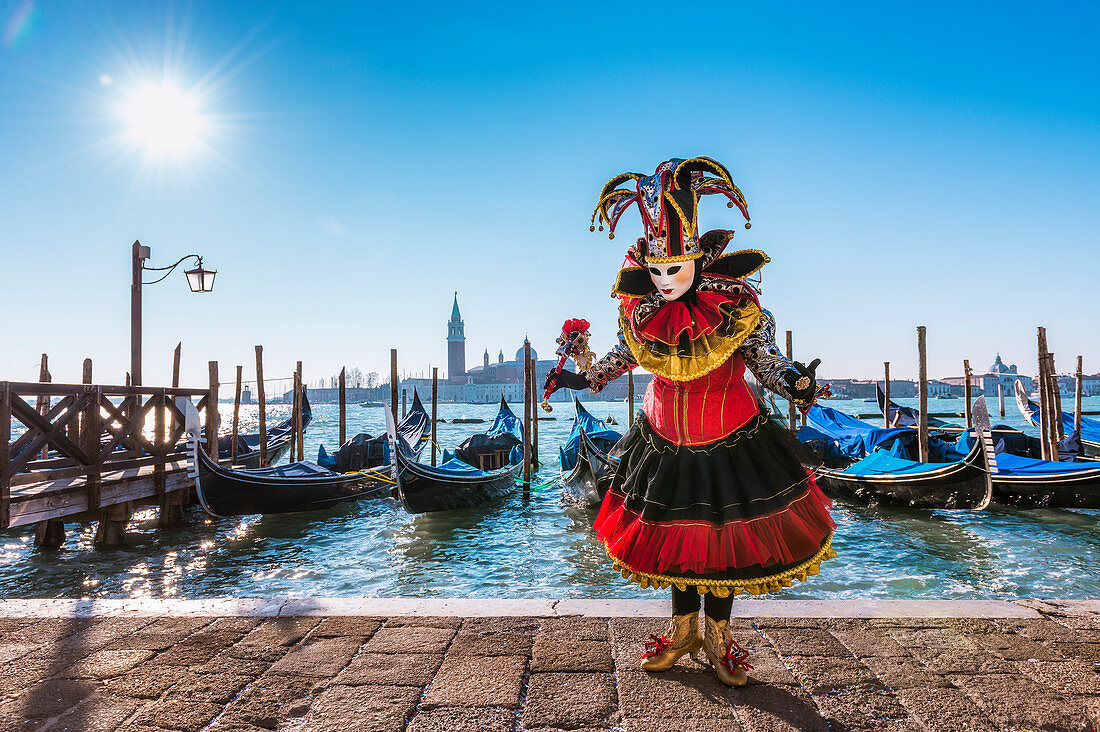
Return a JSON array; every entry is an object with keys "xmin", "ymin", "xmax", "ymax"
[
  {"xmin": 130, "ymin": 698, "xmax": 224, "ymax": 730},
  {"xmin": 762, "ymin": 628, "xmax": 853, "ymax": 658},
  {"xmin": 335, "ymin": 652, "xmax": 442, "ymax": 686},
  {"xmin": 10, "ymin": 678, "xmax": 97, "ymax": 719},
  {"xmin": 152, "ymin": 631, "xmax": 245, "ymax": 666},
  {"xmin": 204, "ymin": 720, "xmax": 269, "ymax": 732},
  {"xmin": 49, "ymin": 693, "xmax": 140, "ymax": 732},
  {"xmin": 829, "ymin": 626, "xmax": 913, "ymax": 659},
  {"xmin": 219, "ymin": 674, "xmax": 322, "ymax": 728},
  {"xmin": 267, "ymin": 636, "xmax": 360, "ymax": 678},
  {"xmin": 894, "ymin": 686, "xmax": 997, "ymax": 732},
  {"xmin": 1050, "ymin": 641, "xmax": 1100, "ymax": 663},
  {"xmin": 299, "ymin": 684, "xmax": 421, "ymax": 732},
  {"xmin": 886, "ymin": 627, "xmax": 979, "ymax": 652},
  {"xmin": 205, "ymin": 617, "xmax": 263, "ymax": 634},
  {"xmin": 382, "ymin": 616, "xmax": 462, "ymax": 629},
  {"xmin": 530, "ymin": 636, "xmax": 612, "ymax": 672},
  {"xmin": 868, "ymin": 617, "xmax": 952, "ymax": 628},
  {"xmin": 522, "ymin": 672, "xmax": 617, "ymax": 728},
  {"xmin": 781, "ymin": 655, "xmax": 879, "ymax": 692},
  {"xmin": 970, "ymin": 630, "xmax": 1062, "ymax": 661},
  {"xmin": 908, "ymin": 646, "xmax": 1016, "ymax": 676},
  {"xmin": 616, "ymin": 669, "xmax": 736, "ymax": 719},
  {"xmin": 736, "ymin": 638, "xmax": 799, "ymax": 687},
  {"xmin": 57, "ymin": 649, "xmax": 155, "ymax": 678},
  {"xmin": 728, "ymin": 683, "xmax": 828, "ymax": 731},
  {"xmin": 309, "ymin": 617, "xmax": 381, "ymax": 638},
  {"xmin": 0, "ymin": 644, "xmax": 36, "ymax": 664},
  {"xmin": 949, "ymin": 673, "xmax": 1092, "ymax": 731},
  {"xmin": 999, "ymin": 618, "xmax": 1087, "ymax": 644},
  {"xmin": 623, "ymin": 718, "xmax": 743, "ymax": 731},
  {"xmin": 1019, "ymin": 658, "xmax": 1100, "ymax": 694},
  {"xmin": 163, "ymin": 672, "xmax": 253, "ymax": 704},
  {"xmin": 103, "ymin": 664, "xmax": 196, "ymax": 699},
  {"xmin": 228, "ymin": 618, "xmax": 320, "ymax": 660},
  {"xmin": 447, "ymin": 627, "xmax": 533, "ymax": 657},
  {"xmin": 810, "ymin": 685, "xmax": 909, "ymax": 731},
  {"xmin": 863, "ymin": 655, "xmax": 952, "ymax": 689},
  {"xmin": 0, "ymin": 659, "xmax": 56, "ymax": 696},
  {"xmin": 406, "ymin": 707, "xmax": 515, "ymax": 732},
  {"xmin": 421, "ymin": 655, "xmax": 526, "ymax": 708},
  {"xmin": 192, "ymin": 651, "xmax": 271, "ymax": 676},
  {"xmin": 363, "ymin": 625, "xmax": 456, "ymax": 655},
  {"xmin": 539, "ymin": 617, "xmax": 608, "ymax": 641},
  {"xmin": 4, "ymin": 619, "xmax": 94, "ymax": 646}
]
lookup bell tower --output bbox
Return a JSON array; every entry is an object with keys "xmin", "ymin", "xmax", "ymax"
[{"xmin": 447, "ymin": 292, "xmax": 466, "ymax": 383}]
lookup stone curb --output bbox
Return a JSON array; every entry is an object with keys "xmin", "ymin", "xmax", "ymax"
[{"xmin": 0, "ymin": 597, "xmax": 1085, "ymax": 618}]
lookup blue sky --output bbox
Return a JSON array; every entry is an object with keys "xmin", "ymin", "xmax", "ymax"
[{"xmin": 2, "ymin": 1, "xmax": 1098, "ymax": 389}]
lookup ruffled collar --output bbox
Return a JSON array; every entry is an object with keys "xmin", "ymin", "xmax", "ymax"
[{"xmin": 622, "ymin": 279, "xmax": 758, "ymax": 346}]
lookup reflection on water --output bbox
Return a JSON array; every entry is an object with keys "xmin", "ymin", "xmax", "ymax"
[{"xmin": 1, "ymin": 398, "xmax": 1099, "ymax": 599}]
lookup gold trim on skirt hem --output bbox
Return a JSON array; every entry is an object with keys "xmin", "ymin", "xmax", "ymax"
[{"xmin": 604, "ymin": 534, "xmax": 837, "ymax": 598}]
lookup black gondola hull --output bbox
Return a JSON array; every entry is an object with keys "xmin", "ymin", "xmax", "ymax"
[
  {"xmin": 394, "ymin": 455, "xmax": 521, "ymax": 513},
  {"xmin": 991, "ymin": 471, "xmax": 1100, "ymax": 509},
  {"xmin": 560, "ymin": 439, "xmax": 602, "ymax": 507}
]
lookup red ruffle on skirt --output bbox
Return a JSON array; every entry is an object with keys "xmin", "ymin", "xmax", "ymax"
[{"xmin": 593, "ymin": 476, "xmax": 835, "ymax": 577}]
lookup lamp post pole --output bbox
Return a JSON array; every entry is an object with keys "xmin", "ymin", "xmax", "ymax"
[{"xmin": 131, "ymin": 240, "xmax": 149, "ymax": 386}]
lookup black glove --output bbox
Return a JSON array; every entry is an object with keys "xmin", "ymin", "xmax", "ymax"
[
  {"xmin": 783, "ymin": 358, "xmax": 820, "ymax": 404},
  {"xmin": 544, "ymin": 369, "xmax": 590, "ymax": 395}
]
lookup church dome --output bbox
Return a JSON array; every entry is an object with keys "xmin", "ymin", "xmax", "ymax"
[{"xmin": 516, "ymin": 339, "xmax": 537, "ymax": 362}]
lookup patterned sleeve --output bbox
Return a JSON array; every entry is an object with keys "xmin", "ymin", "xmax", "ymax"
[
  {"xmin": 585, "ymin": 326, "xmax": 638, "ymax": 393},
  {"xmin": 740, "ymin": 308, "xmax": 799, "ymax": 402}
]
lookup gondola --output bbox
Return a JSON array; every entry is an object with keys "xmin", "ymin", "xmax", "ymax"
[
  {"xmin": 559, "ymin": 399, "xmax": 622, "ymax": 507},
  {"xmin": 215, "ymin": 392, "xmax": 313, "ymax": 468},
  {"xmin": 877, "ymin": 385, "xmax": 950, "ymax": 428},
  {"xmin": 386, "ymin": 395, "xmax": 523, "ymax": 513},
  {"xmin": 316, "ymin": 391, "xmax": 432, "ymax": 484},
  {"xmin": 185, "ymin": 400, "xmax": 397, "ymax": 517},
  {"xmin": 812, "ymin": 434, "xmax": 993, "ymax": 509},
  {"xmin": 1014, "ymin": 379, "xmax": 1100, "ymax": 458}
]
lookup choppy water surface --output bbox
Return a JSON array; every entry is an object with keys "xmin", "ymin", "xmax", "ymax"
[{"xmin": 1, "ymin": 396, "xmax": 1098, "ymax": 600}]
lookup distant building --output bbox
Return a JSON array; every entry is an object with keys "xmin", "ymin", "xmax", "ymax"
[
  {"xmin": 446, "ymin": 293, "xmax": 466, "ymax": 384},
  {"xmin": 980, "ymin": 354, "xmax": 1032, "ymax": 398}
]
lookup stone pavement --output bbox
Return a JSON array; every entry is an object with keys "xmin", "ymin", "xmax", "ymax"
[{"xmin": 0, "ymin": 600, "xmax": 1096, "ymax": 731}]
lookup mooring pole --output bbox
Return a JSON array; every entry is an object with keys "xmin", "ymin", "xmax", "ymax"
[
  {"xmin": 528, "ymin": 339, "xmax": 536, "ymax": 488},
  {"xmin": 917, "ymin": 326, "xmax": 929, "ymax": 463},
  {"xmin": 255, "ymin": 346, "xmax": 267, "ymax": 467},
  {"xmin": 402, "ymin": 388, "xmax": 407, "ymax": 419},
  {"xmin": 883, "ymin": 362, "xmax": 891, "ymax": 428},
  {"xmin": 627, "ymin": 369, "xmax": 635, "ymax": 427},
  {"xmin": 1075, "ymin": 356, "xmax": 1084, "ymax": 436},
  {"xmin": 207, "ymin": 361, "xmax": 219, "ymax": 461},
  {"xmin": 172, "ymin": 342, "xmax": 181, "ymax": 388},
  {"xmin": 531, "ymin": 354, "xmax": 539, "ymax": 468},
  {"xmin": 998, "ymin": 383, "xmax": 1006, "ymax": 418},
  {"xmin": 295, "ymin": 361, "xmax": 304, "ymax": 462},
  {"xmin": 963, "ymin": 359, "xmax": 972, "ymax": 428},
  {"xmin": 1050, "ymin": 352, "xmax": 1064, "ymax": 443},
  {"xmin": 339, "ymin": 366, "xmax": 347, "ymax": 445},
  {"xmin": 230, "ymin": 365, "xmax": 242, "ymax": 465},
  {"xmin": 390, "ymin": 349, "xmax": 399, "ymax": 427},
  {"xmin": 37, "ymin": 354, "xmax": 49, "ymax": 460},
  {"xmin": 1037, "ymin": 328, "xmax": 1051, "ymax": 461},
  {"xmin": 785, "ymin": 331, "xmax": 796, "ymax": 432},
  {"xmin": 431, "ymin": 367, "xmax": 438, "ymax": 467}
]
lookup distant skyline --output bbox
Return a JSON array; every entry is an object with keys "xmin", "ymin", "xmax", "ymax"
[{"xmin": 2, "ymin": 2, "xmax": 1098, "ymax": 388}]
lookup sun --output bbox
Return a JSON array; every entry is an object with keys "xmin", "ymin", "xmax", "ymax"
[{"xmin": 123, "ymin": 83, "xmax": 207, "ymax": 156}]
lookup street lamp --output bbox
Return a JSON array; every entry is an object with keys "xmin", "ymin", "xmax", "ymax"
[{"xmin": 131, "ymin": 240, "xmax": 216, "ymax": 386}]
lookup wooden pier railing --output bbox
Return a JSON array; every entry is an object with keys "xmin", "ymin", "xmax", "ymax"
[{"xmin": 0, "ymin": 381, "xmax": 213, "ymax": 531}]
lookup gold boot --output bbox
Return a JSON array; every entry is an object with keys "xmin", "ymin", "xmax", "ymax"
[
  {"xmin": 702, "ymin": 615, "xmax": 752, "ymax": 686},
  {"xmin": 640, "ymin": 612, "xmax": 702, "ymax": 672}
]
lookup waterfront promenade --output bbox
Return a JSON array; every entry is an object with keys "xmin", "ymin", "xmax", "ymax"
[{"xmin": 0, "ymin": 599, "xmax": 1096, "ymax": 731}]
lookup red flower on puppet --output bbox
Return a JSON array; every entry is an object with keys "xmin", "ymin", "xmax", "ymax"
[{"xmin": 561, "ymin": 318, "xmax": 590, "ymax": 335}]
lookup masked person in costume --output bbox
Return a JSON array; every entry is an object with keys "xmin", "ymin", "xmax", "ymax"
[{"xmin": 545, "ymin": 157, "xmax": 836, "ymax": 686}]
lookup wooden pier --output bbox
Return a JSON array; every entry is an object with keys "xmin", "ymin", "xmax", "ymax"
[{"xmin": 0, "ymin": 380, "xmax": 213, "ymax": 546}]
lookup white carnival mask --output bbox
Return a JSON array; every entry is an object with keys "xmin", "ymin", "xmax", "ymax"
[{"xmin": 647, "ymin": 259, "xmax": 696, "ymax": 301}]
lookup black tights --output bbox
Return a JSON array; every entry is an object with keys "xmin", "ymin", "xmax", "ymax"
[{"xmin": 672, "ymin": 586, "xmax": 734, "ymax": 621}]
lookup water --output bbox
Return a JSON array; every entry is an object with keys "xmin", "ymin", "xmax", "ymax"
[{"xmin": 1, "ymin": 395, "xmax": 1098, "ymax": 600}]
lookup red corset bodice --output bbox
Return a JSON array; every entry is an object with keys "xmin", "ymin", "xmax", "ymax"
[{"xmin": 641, "ymin": 352, "xmax": 758, "ymax": 446}]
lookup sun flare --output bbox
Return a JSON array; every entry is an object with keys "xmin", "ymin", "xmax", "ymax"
[{"xmin": 123, "ymin": 83, "xmax": 207, "ymax": 156}]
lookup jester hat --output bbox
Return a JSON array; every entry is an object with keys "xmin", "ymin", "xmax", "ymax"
[{"xmin": 590, "ymin": 156, "xmax": 751, "ymax": 263}]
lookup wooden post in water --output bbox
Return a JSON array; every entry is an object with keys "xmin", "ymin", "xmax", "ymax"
[
  {"xmin": 230, "ymin": 365, "xmax": 243, "ymax": 465},
  {"xmin": 883, "ymin": 362, "xmax": 891, "ymax": 428},
  {"xmin": 1075, "ymin": 356, "xmax": 1084, "ymax": 437},
  {"xmin": 998, "ymin": 383, "xmax": 1006, "ymax": 417},
  {"xmin": 295, "ymin": 361, "xmax": 304, "ymax": 462},
  {"xmin": 627, "ymin": 370, "xmax": 635, "ymax": 427},
  {"xmin": 431, "ymin": 367, "xmax": 438, "ymax": 467},
  {"xmin": 172, "ymin": 342, "xmax": 181, "ymax": 388},
  {"xmin": 531, "ymin": 354, "xmax": 539, "ymax": 468},
  {"xmin": 36, "ymin": 354, "xmax": 49, "ymax": 460},
  {"xmin": 390, "ymin": 349, "xmax": 399, "ymax": 427},
  {"xmin": 1049, "ymin": 353, "xmax": 1064, "ymax": 442},
  {"xmin": 255, "ymin": 346, "xmax": 267, "ymax": 467},
  {"xmin": 338, "ymin": 367, "xmax": 347, "ymax": 446},
  {"xmin": 77, "ymin": 358, "xmax": 92, "ymax": 443},
  {"xmin": 917, "ymin": 326, "xmax": 929, "ymax": 462},
  {"xmin": 963, "ymin": 360, "xmax": 972, "ymax": 428},
  {"xmin": 402, "ymin": 389, "xmax": 407, "ymax": 418},
  {"xmin": 33, "ymin": 354, "xmax": 63, "ymax": 547},
  {"xmin": 1037, "ymin": 328, "xmax": 1052, "ymax": 461},
  {"xmin": 785, "ymin": 331, "xmax": 797, "ymax": 432},
  {"xmin": 523, "ymin": 342, "xmax": 532, "ymax": 487},
  {"xmin": 207, "ymin": 361, "xmax": 219, "ymax": 461}
]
